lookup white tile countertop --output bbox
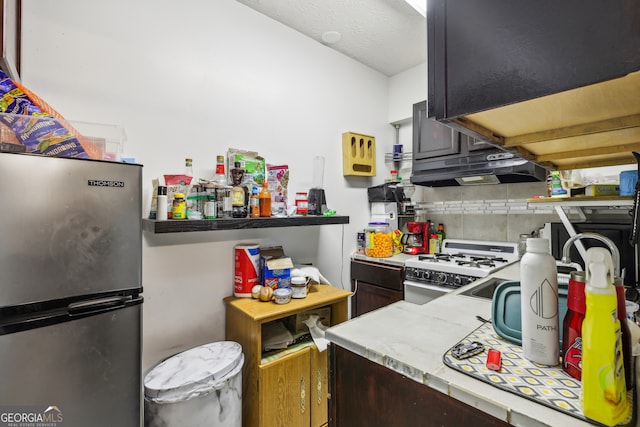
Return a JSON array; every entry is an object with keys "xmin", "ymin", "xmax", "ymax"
[{"xmin": 326, "ymin": 262, "xmax": 640, "ymax": 427}]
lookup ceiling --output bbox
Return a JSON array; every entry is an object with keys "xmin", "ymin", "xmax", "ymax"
[{"xmin": 236, "ymin": 0, "xmax": 427, "ymax": 77}]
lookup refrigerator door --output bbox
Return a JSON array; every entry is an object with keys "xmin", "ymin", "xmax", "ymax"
[
  {"xmin": 0, "ymin": 153, "xmax": 142, "ymax": 307},
  {"xmin": 0, "ymin": 302, "xmax": 142, "ymax": 427}
]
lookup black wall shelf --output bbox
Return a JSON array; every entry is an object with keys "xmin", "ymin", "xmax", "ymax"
[{"xmin": 142, "ymin": 215, "xmax": 350, "ymax": 234}]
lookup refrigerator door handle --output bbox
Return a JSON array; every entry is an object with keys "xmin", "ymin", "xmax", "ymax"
[{"xmin": 68, "ymin": 295, "xmax": 133, "ymax": 316}]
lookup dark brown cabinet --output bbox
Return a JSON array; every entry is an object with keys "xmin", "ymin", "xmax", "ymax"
[
  {"xmin": 413, "ymin": 101, "xmax": 459, "ymax": 160},
  {"xmin": 329, "ymin": 345, "xmax": 510, "ymax": 427},
  {"xmin": 424, "ymin": 0, "xmax": 640, "ymax": 171},
  {"xmin": 427, "ymin": 0, "xmax": 640, "ymax": 121},
  {"xmin": 350, "ymin": 259, "xmax": 403, "ymax": 317},
  {"xmin": 412, "ymin": 101, "xmax": 494, "ymax": 161}
]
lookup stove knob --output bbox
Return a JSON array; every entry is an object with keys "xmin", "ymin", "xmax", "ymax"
[
  {"xmin": 423, "ymin": 271, "xmax": 431, "ymax": 280},
  {"xmin": 436, "ymin": 273, "xmax": 447, "ymax": 283},
  {"xmin": 453, "ymin": 276, "xmax": 462, "ymax": 286}
]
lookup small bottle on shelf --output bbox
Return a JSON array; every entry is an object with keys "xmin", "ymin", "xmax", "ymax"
[
  {"xmin": 184, "ymin": 158, "xmax": 194, "ymax": 180},
  {"xmin": 157, "ymin": 186, "xmax": 168, "ymax": 221},
  {"xmin": 249, "ymin": 186, "xmax": 260, "ymax": 218},
  {"xmin": 436, "ymin": 223, "xmax": 445, "ymax": 247},
  {"xmin": 230, "ymin": 162, "xmax": 248, "ymax": 218},
  {"xmin": 259, "ymin": 182, "xmax": 271, "ymax": 217},
  {"xmin": 213, "ymin": 155, "xmax": 227, "ymax": 187}
]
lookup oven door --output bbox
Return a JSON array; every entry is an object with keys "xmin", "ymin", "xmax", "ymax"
[{"xmin": 403, "ymin": 279, "xmax": 452, "ymax": 305}]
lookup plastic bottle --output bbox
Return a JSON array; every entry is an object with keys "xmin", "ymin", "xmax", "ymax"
[
  {"xmin": 520, "ymin": 237, "xmax": 559, "ymax": 366},
  {"xmin": 436, "ymin": 224, "xmax": 446, "ymax": 247},
  {"xmin": 212, "ymin": 155, "xmax": 227, "ymax": 187},
  {"xmin": 562, "ymin": 270, "xmax": 585, "ymax": 380},
  {"xmin": 581, "ymin": 247, "xmax": 629, "ymax": 426},
  {"xmin": 429, "ymin": 234, "xmax": 440, "ymax": 254},
  {"xmin": 157, "ymin": 186, "xmax": 168, "ymax": 221},
  {"xmin": 259, "ymin": 182, "xmax": 271, "ymax": 217},
  {"xmin": 550, "ymin": 170, "xmax": 567, "ymax": 197},
  {"xmin": 615, "ymin": 277, "xmax": 633, "ymax": 390},
  {"xmin": 249, "ymin": 186, "xmax": 260, "ymax": 218}
]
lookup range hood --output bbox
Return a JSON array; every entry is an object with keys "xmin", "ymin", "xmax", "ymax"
[
  {"xmin": 426, "ymin": 0, "xmax": 640, "ymax": 172},
  {"xmin": 411, "ymin": 148, "xmax": 547, "ymax": 187}
]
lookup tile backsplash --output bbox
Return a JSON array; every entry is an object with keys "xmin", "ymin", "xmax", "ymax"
[{"xmin": 413, "ymin": 181, "xmax": 629, "ymax": 243}]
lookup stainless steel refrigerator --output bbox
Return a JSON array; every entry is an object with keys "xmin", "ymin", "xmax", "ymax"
[{"xmin": 0, "ymin": 151, "xmax": 143, "ymax": 426}]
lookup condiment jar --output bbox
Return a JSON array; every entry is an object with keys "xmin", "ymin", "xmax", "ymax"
[
  {"xmin": 172, "ymin": 193, "xmax": 187, "ymax": 220},
  {"xmin": 291, "ymin": 276, "xmax": 308, "ymax": 299},
  {"xmin": 365, "ymin": 222, "xmax": 392, "ymax": 258},
  {"xmin": 295, "ymin": 192, "xmax": 308, "ymax": 216}
]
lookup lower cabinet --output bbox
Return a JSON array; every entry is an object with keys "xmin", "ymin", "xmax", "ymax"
[
  {"xmin": 259, "ymin": 346, "xmax": 328, "ymax": 427},
  {"xmin": 329, "ymin": 344, "xmax": 510, "ymax": 427},
  {"xmin": 351, "ymin": 259, "xmax": 403, "ymax": 317},
  {"xmin": 225, "ymin": 285, "xmax": 350, "ymax": 427}
]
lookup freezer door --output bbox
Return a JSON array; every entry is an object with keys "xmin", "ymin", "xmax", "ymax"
[
  {"xmin": 0, "ymin": 153, "xmax": 142, "ymax": 307},
  {"xmin": 0, "ymin": 303, "xmax": 142, "ymax": 427}
]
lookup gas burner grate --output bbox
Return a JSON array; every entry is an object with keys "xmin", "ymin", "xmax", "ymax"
[
  {"xmin": 456, "ymin": 257, "xmax": 503, "ymax": 268},
  {"xmin": 417, "ymin": 253, "xmax": 466, "ymax": 262}
]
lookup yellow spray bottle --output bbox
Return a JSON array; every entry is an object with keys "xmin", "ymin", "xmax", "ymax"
[{"xmin": 581, "ymin": 247, "xmax": 629, "ymax": 426}]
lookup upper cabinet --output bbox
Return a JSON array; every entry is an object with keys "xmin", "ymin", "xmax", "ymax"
[
  {"xmin": 427, "ymin": 0, "xmax": 640, "ymax": 171},
  {"xmin": 413, "ymin": 101, "xmax": 460, "ymax": 160}
]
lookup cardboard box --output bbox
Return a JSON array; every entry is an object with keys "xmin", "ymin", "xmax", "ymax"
[
  {"xmin": 584, "ymin": 184, "xmax": 619, "ymax": 196},
  {"xmin": 260, "ymin": 246, "xmax": 293, "ymax": 290},
  {"xmin": 285, "ymin": 306, "xmax": 332, "ymax": 334}
]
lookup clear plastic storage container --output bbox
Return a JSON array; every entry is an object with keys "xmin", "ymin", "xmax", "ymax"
[{"xmin": 365, "ymin": 222, "xmax": 392, "ymax": 258}]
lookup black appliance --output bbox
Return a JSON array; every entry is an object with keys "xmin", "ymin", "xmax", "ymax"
[
  {"xmin": 548, "ymin": 222, "xmax": 639, "ymax": 287},
  {"xmin": 367, "ymin": 182, "xmax": 405, "ymax": 204},
  {"xmin": 307, "ymin": 188, "xmax": 327, "ymax": 215}
]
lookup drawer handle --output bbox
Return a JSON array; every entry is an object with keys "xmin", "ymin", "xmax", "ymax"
[{"xmin": 300, "ymin": 376, "xmax": 306, "ymax": 413}]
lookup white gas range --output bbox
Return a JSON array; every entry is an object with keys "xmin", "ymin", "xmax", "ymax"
[{"xmin": 403, "ymin": 239, "xmax": 519, "ymax": 305}]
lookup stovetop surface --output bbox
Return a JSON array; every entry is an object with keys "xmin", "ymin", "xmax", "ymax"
[{"xmin": 404, "ymin": 239, "xmax": 519, "ymax": 277}]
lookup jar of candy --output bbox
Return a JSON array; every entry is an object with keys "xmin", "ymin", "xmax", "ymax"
[{"xmin": 365, "ymin": 222, "xmax": 392, "ymax": 258}]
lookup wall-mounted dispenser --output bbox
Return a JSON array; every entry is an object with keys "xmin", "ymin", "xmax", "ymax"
[{"xmin": 342, "ymin": 131, "xmax": 376, "ymax": 176}]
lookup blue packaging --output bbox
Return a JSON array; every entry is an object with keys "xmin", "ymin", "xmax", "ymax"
[{"xmin": 619, "ymin": 170, "xmax": 638, "ymax": 196}]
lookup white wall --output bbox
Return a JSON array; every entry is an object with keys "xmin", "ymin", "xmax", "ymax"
[
  {"xmin": 388, "ymin": 62, "xmax": 427, "ymax": 124},
  {"xmin": 21, "ymin": 0, "xmax": 397, "ymax": 370}
]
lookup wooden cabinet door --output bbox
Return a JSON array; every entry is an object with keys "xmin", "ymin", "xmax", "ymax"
[
  {"xmin": 351, "ymin": 260, "xmax": 404, "ymax": 317},
  {"xmin": 353, "ymin": 281, "xmax": 403, "ymax": 317},
  {"xmin": 310, "ymin": 347, "xmax": 328, "ymax": 427},
  {"xmin": 330, "ymin": 345, "xmax": 510, "ymax": 427},
  {"xmin": 259, "ymin": 348, "xmax": 310, "ymax": 427}
]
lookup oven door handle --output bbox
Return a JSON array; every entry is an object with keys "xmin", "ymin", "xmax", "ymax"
[{"xmin": 403, "ymin": 280, "xmax": 454, "ymax": 294}]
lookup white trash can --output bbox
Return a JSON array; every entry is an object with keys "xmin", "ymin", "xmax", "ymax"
[{"xmin": 144, "ymin": 341, "xmax": 244, "ymax": 427}]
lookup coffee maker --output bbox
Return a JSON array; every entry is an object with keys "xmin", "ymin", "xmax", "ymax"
[
  {"xmin": 367, "ymin": 183, "xmax": 403, "ymax": 230},
  {"xmin": 402, "ymin": 221, "xmax": 426, "ymax": 254}
]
